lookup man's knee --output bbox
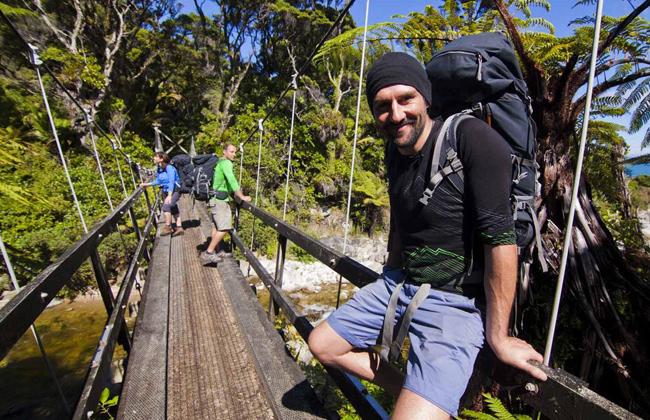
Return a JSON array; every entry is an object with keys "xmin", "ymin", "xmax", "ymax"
[{"xmin": 308, "ymin": 321, "xmax": 345, "ymax": 366}]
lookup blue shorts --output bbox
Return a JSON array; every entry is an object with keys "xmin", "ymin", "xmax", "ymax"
[{"xmin": 327, "ymin": 267, "xmax": 484, "ymax": 416}]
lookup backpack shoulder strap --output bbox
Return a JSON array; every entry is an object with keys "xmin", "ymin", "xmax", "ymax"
[{"xmin": 419, "ymin": 113, "xmax": 473, "ymax": 206}]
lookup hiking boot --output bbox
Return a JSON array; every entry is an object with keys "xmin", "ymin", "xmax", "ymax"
[
  {"xmin": 160, "ymin": 225, "xmax": 174, "ymax": 236},
  {"xmin": 216, "ymin": 250, "xmax": 232, "ymax": 258},
  {"xmin": 172, "ymin": 227, "xmax": 185, "ymax": 237},
  {"xmin": 200, "ymin": 251, "xmax": 222, "ymax": 266}
]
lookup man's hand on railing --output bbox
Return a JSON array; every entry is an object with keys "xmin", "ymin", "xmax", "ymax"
[{"xmin": 234, "ymin": 190, "xmax": 251, "ymax": 202}]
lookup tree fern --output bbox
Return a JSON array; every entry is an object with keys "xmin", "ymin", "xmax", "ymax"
[{"xmin": 622, "ymin": 78, "xmax": 650, "ymax": 110}]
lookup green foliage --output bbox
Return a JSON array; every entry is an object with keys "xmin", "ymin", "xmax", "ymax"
[
  {"xmin": 93, "ymin": 387, "xmax": 119, "ymax": 419},
  {"xmin": 460, "ymin": 393, "xmax": 531, "ymax": 420},
  {"xmin": 629, "ymin": 175, "xmax": 650, "ymax": 211},
  {"xmin": 40, "ymin": 47, "xmax": 106, "ymax": 90}
]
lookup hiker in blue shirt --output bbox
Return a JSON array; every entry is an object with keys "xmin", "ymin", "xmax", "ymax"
[{"xmin": 140, "ymin": 152, "xmax": 184, "ymax": 236}]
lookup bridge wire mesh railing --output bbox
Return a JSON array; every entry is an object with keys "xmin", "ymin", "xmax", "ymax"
[{"xmin": 0, "ymin": 189, "xmax": 160, "ymax": 419}]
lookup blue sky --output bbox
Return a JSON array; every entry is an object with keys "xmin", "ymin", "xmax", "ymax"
[{"xmin": 179, "ymin": 1, "xmax": 649, "ymax": 155}]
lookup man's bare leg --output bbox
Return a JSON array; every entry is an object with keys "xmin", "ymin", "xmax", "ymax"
[
  {"xmin": 207, "ymin": 226, "xmax": 228, "ymax": 253},
  {"xmin": 391, "ymin": 389, "xmax": 450, "ymax": 420},
  {"xmin": 308, "ymin": 321, "xmax": 403, "ymax": 397}
]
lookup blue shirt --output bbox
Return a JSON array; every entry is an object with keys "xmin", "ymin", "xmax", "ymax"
[{"xmin": 150, "ymin": 164, "xmax": 180, "ymax": 193}]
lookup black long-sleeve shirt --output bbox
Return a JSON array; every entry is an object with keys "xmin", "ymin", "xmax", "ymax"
[{"xmin": 387, "ymin": 116, "xmax": 515, "ymax": 295}]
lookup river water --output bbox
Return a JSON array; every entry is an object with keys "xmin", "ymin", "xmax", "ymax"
[{"xmin": 0, "ymin": 296, "xmax": 122, "ymax": 419}]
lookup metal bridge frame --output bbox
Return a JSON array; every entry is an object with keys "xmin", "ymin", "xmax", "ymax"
[
  {"xmin": 0, "ymin": 186, "xmax": 158, "ymax": 419},
  {"xmin": 234, "ymin": 198, "xmax": 640, "ymax": 420}
]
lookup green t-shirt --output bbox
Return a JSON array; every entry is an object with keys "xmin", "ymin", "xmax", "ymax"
[{"xmin": 211, "ymin": 159, "xmax": 239, "ymax": 202}]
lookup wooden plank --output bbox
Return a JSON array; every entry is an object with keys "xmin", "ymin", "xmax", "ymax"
[{"xmin": 165, "ymin": 197, "xmax": 276, "ymax": 419}]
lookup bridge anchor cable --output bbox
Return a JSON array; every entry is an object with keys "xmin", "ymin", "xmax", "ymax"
[
  {"xmin": 30, "ymin": 44, "xmax": 89, "ymax": 234},
  {"xmin": 337, "ymin": 0, "xmax": 370, "ymax": 309},
  {"xmin": 543, "ymin": 0, "xmax": 604, "ymax": 365}
]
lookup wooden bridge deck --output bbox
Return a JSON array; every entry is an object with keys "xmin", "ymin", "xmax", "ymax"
[{"xmin": 117, "ymin": 197, "xmax": 325, "ymax": 419}]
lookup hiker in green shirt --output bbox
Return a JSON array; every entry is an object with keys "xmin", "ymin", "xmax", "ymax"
[{"xmin": 201, "ymin": 143, "xmax": 250, "ymax": 265}]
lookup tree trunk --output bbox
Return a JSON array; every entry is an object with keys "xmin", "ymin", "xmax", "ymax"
[{"xmin": 533, "ymin": 124, "xmax": 650, "ymax": 415}]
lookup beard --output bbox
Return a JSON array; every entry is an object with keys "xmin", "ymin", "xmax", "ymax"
[{"xmin": 379, "ymin": 114, "xmax": 425, "ymax": 150}]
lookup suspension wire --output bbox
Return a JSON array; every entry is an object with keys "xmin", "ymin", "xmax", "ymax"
[
  {"xmin": 0, "ymin": 233, "xmax": 71, "ymax": 414},
  {"xmin": 543, "ymin": 0, "xmax": 604, "ymax": 365},
  {"xmin": 249, "ymin": 119, "xmax": 264, "ymax": 252},
  {"xmin": 85, "ymin": 115, "xmax": 114, "ymax": 211},
  {"xmin": 240, "ymin": 0, "xmax": 357, "ymax": 148},
  {"xmin": 238, "ymin": 143, "xmax": 245, "ymax": 186},
  {"xmin": 282, "ymin": 74, "xmax": 299, "ymax": 221},
  {"xmin": 335, "ymin": 0, "xmax": 370, "ymax": 309},
  {"xmin": 111, "ymin": 139, "xmax": 130, "ymax": 200},
  {"xmin": 126, "ymin": 155, "xmax": 138, "ymax": 191},
  {"xmin": 30, "ymin": 46, "xmax": 88, "ymax": 234}
]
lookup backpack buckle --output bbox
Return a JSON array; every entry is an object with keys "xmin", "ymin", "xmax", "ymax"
[
  {"xmin": 470, "ymin": 103, "xmax": 484, "ymax": 118},
  {"xmin": 419, "ymin": 188, "xmax": 434, "ymax": 206}
]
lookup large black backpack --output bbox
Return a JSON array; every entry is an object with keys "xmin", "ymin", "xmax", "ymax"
[
  {"xmin": 171, "ymin": 153, "xmax": 194, "ymax": 193},
  {"xmin": 191, "ymin": 153, "xmax": 219, "ymax": 201},
  {"xmin": 423, "ymin": 32, "xmax": 548, "ymax": 302}
]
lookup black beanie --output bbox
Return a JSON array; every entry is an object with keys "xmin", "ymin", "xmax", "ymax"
[{"xmin": 365, "ymin": 52, "xmax": 432, "ymax": 109}]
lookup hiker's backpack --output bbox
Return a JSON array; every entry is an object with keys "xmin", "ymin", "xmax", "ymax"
[
  {"xmin": 171, "ymin": 153, "xmax": 194, "ymax": 193},
  {"xmin": 191, "ymin": 153, "xmax": 219, "ymax": 201},
  {"xmin": 379, "ymin": 33, "xmax": 550, "ymax": 364},
  {"xmin": 423, "ymin": 32, "xmax": 548, "ymax": 297}
]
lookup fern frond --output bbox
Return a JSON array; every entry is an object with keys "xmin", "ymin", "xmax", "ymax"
[
  {"xmin": 642, "ymin": 126, "xmax": 650, "ymax": 149},
  {"xmin": 482, "ymin": 393, "xmax": 516, "ymax": 420},
  {"xmin": 622, "ymin": 79, "xmax": 650, "ymax": 109},
  {"xmin": 520, "ymin": 17, "xmax": 555, "ymax": 34},
  {"xmin": 0, "ymin": 2, "xmax": 35, "ymax": 17},
  {"xmin": 459, "ymin": 408, "xmax": 497, "ymax": 420},
  {"xmin": 629, "ymin": 96, "xmax": 650, "ymax": 133},
  {"xmin": 314, "ymin": 22, "xmax": 399, "ymax": 61}
]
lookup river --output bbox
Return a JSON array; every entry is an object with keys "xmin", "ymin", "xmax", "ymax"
[{"xmin": 0, "ymin": 295, "xmax": 128, "ymax": 419}]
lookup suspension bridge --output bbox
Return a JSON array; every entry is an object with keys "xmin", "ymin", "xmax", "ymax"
[{"xmin": 0, "ymin": 0, "xmax": 645, "ymax": 418}]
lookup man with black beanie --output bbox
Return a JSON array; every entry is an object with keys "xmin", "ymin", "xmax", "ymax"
[{"xmin": 308, "ymin": 51, "xmax": 546, "ymax": 419}]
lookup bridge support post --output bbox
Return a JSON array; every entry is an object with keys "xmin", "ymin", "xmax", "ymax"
[
  {"xmin": 90, "ymin": 249, "xmax": 132, "ymax": 352},
  {"xmin": 269, "ymin": 234, "xmax": 287, "ymax": 323}
]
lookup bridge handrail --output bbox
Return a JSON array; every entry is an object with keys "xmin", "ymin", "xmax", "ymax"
[
  {"xmin": 73, "ymin": 194, "xmax": 160, "ymax": 419},
  {"xmin": 237, "ymin": 199, "xmax": 379, "ymax": 288},
  {"xmin": 0, "ymin": 188, "xmax": 151, "ymax": 360},
  {"xmin": 230, "ymin": 230, "xmax": 389, "ymax": 420},
  {"xmin": 235, "ymin": 199, "xmax": 641, "ymax": 420}
]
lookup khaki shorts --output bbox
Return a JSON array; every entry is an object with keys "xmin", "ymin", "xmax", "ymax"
[{"xmin": 210, "ymin": 200, "xmax": 232, "ymax": 231}]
